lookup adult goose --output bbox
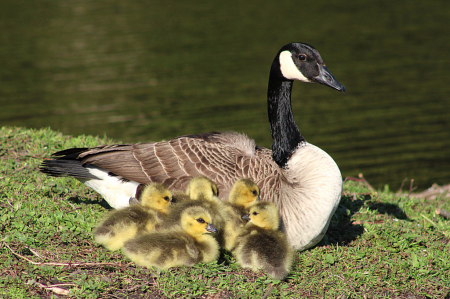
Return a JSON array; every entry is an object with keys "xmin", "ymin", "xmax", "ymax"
[{"xmin": 40, "ymin": 42, "xmax": 346, "ymax": 251}]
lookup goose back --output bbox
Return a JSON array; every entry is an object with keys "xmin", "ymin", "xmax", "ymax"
[{"xmin": 74, "ymin": 131, "xmax": 280, "ymax": 201}]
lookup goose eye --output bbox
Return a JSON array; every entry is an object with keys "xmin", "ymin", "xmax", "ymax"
[
  {"xmin": 252, "ymin": 212, "xmax": 258, "ymax": 216},
  {"xmin": 163, "ymin": 196, "xmax": 170, "ymax": 201},
  {"xmin": 298, "ymin": 54, "xmax": 307, "ymax": 61},
  {"xmin": 252, "ymin": 190, "xmax": 257, "ymax": 196},
  {"xmin": 197, "ymin": 218, "xmax": 205, "ymax": 223}
]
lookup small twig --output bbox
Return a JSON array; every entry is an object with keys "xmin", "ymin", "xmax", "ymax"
[
  {"xmin": 397, "ymin": 178, "xmax": 408, "ymax": 194},
  {"xmin": 358, "ymin": 173, "xmax": 376, "ymax": 191},
  {"xmin": 68, "ymin": 207, "xmax": 82, "ymax": 214},
  {"xmin": 65, "ymin": 201, "xmax": 81, "ymax": 214},
  {"xmin": 411, "ymin": 184, "xmax": 450, "ymax": 199},
  {"xmin": 435, "ymin": 209, "xmax": 450, "ymax": 219},
  {"xmin": 408, "ymin": 179, "xmax": 417, "ymax": 197},
  {"xmin": 352, "ymin": 220, "xmax": 384, "ymax": 225},
  {"xmin": 343, "ymin": 177, "xmax": 361, "ymax": 183},
  {"xmin": 3, "ymin": 242, "xmax": 128, "ymax": 267},
  {"xmin": 344, "ymin": 174, "xmax": 375, "ymax": 192},
  {"xmin": 27, "ymin": 247, "xmax": 43, "ymax": 260},
  {"xmin": 34, "ymin": 282, "xmax": 71, "ymax": 296}
]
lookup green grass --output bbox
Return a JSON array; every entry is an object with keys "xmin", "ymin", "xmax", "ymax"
[{"xmin": 1, "ymin": 126, "xmax": 449, "ymax": 298}]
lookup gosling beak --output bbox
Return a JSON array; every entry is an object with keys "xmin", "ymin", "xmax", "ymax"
[
  {"xmin": 242, "ymin": 213, "xmax": 251, "ymax": 221},
  {"xmin": 206, "ymin": 223, "xmax": 218, "ymax": 234},
  {"xmin": 129, "ymin": 196, "xmax": 139, "ymax": 205},
  {"xmin": 313, "ymin": 64, "xmax": 346, "ymax": 93}
]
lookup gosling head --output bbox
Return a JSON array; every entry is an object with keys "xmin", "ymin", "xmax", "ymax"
[
  {"xmin": 186, "ymin": 176, "xmax": 219, "ymax": 201},
  {"xmin": 137, "ymin": 183, "xmax": 172, "ymax": 214},
  {"xmin": 242, "ymin": 202, "xmax": 280, "ymax": 230},
  {"xmin": 229, "ymin": 178, "xmax": 260, "ymax": 209},
  {"xmin": 181, "ymin": 206, "xmax": 218, "ymax": 238}
]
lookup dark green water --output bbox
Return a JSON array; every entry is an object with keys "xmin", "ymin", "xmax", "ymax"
[{"xmin": 1, "ymin": 0, "xmax": 449, "ymax": 191}]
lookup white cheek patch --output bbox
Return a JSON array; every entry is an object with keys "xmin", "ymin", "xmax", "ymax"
[{"xmin": 279, "ymin": 50, "xmax": 310, "ymax": 82}]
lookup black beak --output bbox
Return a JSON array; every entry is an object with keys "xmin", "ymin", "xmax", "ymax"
[
  {"xmin": 313, "ymin": 64, "xmax": 346, "ymax": 93},
  {"xmin": 206, "ymin": 223, "xmax": 218, "ymax": 233},
  {"xmin": 242, "ymin": 214, "xmax": 251, "ymax": 221}
]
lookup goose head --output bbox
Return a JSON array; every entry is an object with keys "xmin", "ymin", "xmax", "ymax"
[
  {"xmin": 181, "ymin": 206, "xmax": 218, "ymax": 238},
  {"xmin": 243, "ymin": 202, "xmax": 280, "ymax": 230},
  {"xmin": 138, "ymin": 183, "xmax": 172, "ymax": 214},
  {"xmin": 228, "ymin": 178, "xmax": 260, "ymax": 209},
  {"xmin": 272, "ymin": 42, "xmax": 346, "ymax": 92},
  {"xmin": 186, "ymin": 176, "xmax": 219, "ymax": 201}
]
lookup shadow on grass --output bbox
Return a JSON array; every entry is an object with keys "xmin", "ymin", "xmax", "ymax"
[
  {"xmin": 367, "ymin": 202, "xmax": 409, "ymax": 220},
  {"xmin": 320, "ymin": 194, "xmax": 410, "ymax": 247},
  {"xmin": 68, "ymin": 196, "xmax": 112, "ymax": 210}
]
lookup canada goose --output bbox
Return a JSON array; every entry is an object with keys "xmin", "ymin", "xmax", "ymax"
[
  {"xmin": 123, "ymin": 206, "xmax": 219, "ymax": 270},
  {"xmin": 94, "ymin": 183, "xmax": 172, "ymax": 251},
  {"xmin": 222, "ymin": 178, "xmax": 260, "ymax": 250},
  {"xmin": 156, "ymin": 177, "xmax": 225, "ymax": 236},
  {"xmin": 39, "ymin": 42, "xmax": 345, "ymax": 251},
  {"xmin": 233, "ymin": 202, "xmax": 293, "ymax": 280}
]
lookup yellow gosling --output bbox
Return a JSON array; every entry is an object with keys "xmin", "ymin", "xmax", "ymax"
[
  {"xmin": 222, "ymin": 178, "xmax": 260, "ymax": 250},
  {"xmin": 123, "ymin": 206, "xmax": 220, "ymax": 270},
  {"xmin": 94, "ymin": 183, "xmax": 172, "ymax": 251},
  {"xmin": 233, "ymin": 202, "xmax": 293, "ymax": 280},
  {"xmin": 157, "ymin": 176, "xmax": 225, "ymax": 234}
]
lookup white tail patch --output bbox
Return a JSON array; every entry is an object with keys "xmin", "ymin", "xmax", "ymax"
[
  {"xmin": 78, "ymin": 165, "xmax": 140, "ymax": 209},
  {"xmin": 279, "ymin": 50, "xmax": 310, "ymax": 82}
]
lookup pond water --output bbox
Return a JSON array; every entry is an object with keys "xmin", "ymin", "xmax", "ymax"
[{"xmin": 1, "ymin": 0, "xmax": 449, "ymax": 191}]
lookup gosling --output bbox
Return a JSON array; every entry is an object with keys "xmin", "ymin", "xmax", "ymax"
[
  {"xmin": 233, "ymin": 202, "xmax": 294, "ymax": 280},
  {"xmin": 222, "ymin": 178, "xmax": 260, "ymax": 251},
  {"xmin": 157, "ymin": 176, "xmax": 225, "ymax": 233},
  {"xmin": 94, "ymin": 183, "xmax": 172, "ymax": 251},
  {"xmin": 123, "ymin": 206, "xmax": 220, "ymax": 270}
]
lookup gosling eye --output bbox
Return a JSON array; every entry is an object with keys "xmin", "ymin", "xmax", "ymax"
[
  {"xmin": 298, "ymin": 54, "xmax": 307, "ymax": 61},
  {"xmin": 252, "ymin": 190, "xmax": 257, "ymax": 196},
  {"xmin": 163, "ymin": 196, "xmax": 170, "ymax": 201},
  {"xmin": 197, "ymin": 218, "xmax": 205, "ymax": 224},
  {"xmin": 252, "ymin": 211, "xmax": 258, "ymax": 216}
]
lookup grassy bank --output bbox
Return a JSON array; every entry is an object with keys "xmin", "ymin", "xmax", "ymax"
[{"xmin": 1, "ymin": 126, "xmax": 449, "ymax": 298}]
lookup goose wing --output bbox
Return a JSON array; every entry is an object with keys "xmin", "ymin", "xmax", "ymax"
[{"xmin": 55, "ymin": 132, "xmax": 280, "ymax": 200}]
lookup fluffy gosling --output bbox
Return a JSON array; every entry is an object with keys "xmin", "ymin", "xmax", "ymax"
[
  {"xmin": 94, "ymin": 183, "xmax": 172, "ymax": 251},
  {"xmin": 157, "ymin": 176, "xmax": 225, "ymax": 233},
  {"xmin": 233, "ymin": 202, "xmax": 293, "ymax": 280},
  {"xmin": 123, "ymin": 206, "xmax": 220, "ymax": 270},
  {"xmin": 222, "ymin": 178, "xmax": 260, "ymax": 250}
]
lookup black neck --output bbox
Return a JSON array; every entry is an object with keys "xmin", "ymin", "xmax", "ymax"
[{"xmin": 267, "ymin": 71, "xmax": 305, "ymax": 168}]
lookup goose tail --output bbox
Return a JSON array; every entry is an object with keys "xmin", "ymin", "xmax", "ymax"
[
  {"xmin": 39, "ymin": 148, "xmax": 99, "ymax": 179},
  {"xmin": 40, "ymin": 158, "xmax": 99, "ymax": 179}
]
